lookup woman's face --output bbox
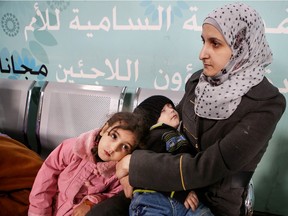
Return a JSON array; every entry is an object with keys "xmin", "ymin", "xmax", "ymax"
[
  {"xmin": 98, "ymin": 123, "xmax": 137, "ymax": 162},
  {"xmin": 199, "ymin": 24, "xmax": 232, "ymax": 77}
]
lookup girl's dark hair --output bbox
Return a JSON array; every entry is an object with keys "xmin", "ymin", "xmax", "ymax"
[
  {"xmin": 105, "ymin": 111, "xmax": 148, "ymax": 147},
  {"xmin": 91, "ymin": 112, "xmax": 149, "ymax": 160}
]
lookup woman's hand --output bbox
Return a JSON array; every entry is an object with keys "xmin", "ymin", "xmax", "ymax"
[
  {"xmin": 116, "ymin": 154, "xmax": 131, "ymax": 179},
  {"xmin": 184, "ymin": 190, "xmax": 199, "ymax": 211},
  {"xmin": 72, "ymin": 200, "xmax": 93, "ymax": 216},
  {"xmin": 120, "ymin": 175, "xmax": 133, "ymax": 198}
]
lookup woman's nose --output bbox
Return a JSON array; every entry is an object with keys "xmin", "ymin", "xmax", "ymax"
[{"xmin": 199, "ymin": 46, "xmax": 208, "ymax": 60}]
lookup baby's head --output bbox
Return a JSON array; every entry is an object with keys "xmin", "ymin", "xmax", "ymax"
[
  {"xmin": 95, "ymin": 112, "xmax": 146, "ymax": 162},
  {"xmin": 134, "ymin": 95, "xmax": 180, "ymax": 129}
]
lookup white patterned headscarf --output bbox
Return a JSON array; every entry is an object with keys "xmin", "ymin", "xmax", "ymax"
[{"xmin": 195, "ymin": 2, "xmax": 273, "ymax": 120}]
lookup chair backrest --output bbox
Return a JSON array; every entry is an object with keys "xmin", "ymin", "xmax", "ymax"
[
  {"xmin": 133, "ymin": 87, "xmax": 185, "ymax": 111},
  {"xmin": 244, "ymin": 179, "xmax": 254, "ymax": 215},
  {"xmin": 0, "ymin": 79, "xmax": 35, "ymax": 147},
  {"xmin": 36, "ymin": 81, "xmax": 126, "ymax": 158}
]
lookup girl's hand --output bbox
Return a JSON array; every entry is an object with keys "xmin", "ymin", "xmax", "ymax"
[
  {"xmin": 184, "ymin": 190, "xmax": 199, "ymax": 211},
  {"xmin": 116, "ymin": 154, "xmax": 131, "ymax": 179},
  {"xmin": 120, "ymin": 175, "xmax": 133, "ymax": 198},
  {"xmin": 72, "ymin": 200, "xmax": 93, "ymax": 216}
]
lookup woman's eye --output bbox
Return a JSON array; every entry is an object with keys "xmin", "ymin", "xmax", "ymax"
[
  {"xmin": 212, "ymin": 40, "xmax": 220, "ymax": 47},
  {"xmin": 201, "ymin": 36, "xmax": 205, "ymax": 44}
]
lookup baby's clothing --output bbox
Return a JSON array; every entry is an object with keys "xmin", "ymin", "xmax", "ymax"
[{"xmin": 130, "ymin": 123, "xmax": 213, "ymax": 215}]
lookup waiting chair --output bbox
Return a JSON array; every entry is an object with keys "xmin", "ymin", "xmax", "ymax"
[
  {"xmin": 133, "ymin": 87, "xmax": 184, "ymax": 110},
  {"xmin": 36, "ymin": 81, "xmax": 126, "ymax": 158},
  {"xmin": 0, "ymin": 79, "xmax": 35, "ymax": 147},
  {"xmin": 244, "ymin": 179, "xmax": 254, "ymax": 215}
]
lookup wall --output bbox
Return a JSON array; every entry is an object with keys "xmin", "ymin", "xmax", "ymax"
[{"xmin": 0, "ymin": 1, "xmax": 287, "ymax": 214}]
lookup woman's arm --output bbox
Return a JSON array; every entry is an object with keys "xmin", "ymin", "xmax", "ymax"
[
  {"xmin": 124, "ymin": 93, "xmax": 286, "ymax": 192},
  {"xmin": 128, "ymin": 144, "xmax": 227, "ymax": 191}
]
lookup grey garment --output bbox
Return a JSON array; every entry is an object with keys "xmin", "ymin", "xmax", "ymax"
[{"xmin": 195, "ymin": 2, "xmax": 273, "ymax": 120}]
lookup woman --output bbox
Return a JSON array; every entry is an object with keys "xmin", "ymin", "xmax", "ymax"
[{"xmin": 88, "ymin": 2, "xmax": 286, "ymax": 216}]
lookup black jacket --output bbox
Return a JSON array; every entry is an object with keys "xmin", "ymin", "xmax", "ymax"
[
  {"xmin": 143, "ymin": 123, "xmax": 191, "ymax": 154},
  {"xmin": 130, "ymin": 70, "xmax": 286, "ymax": 215},
  {"xmin": 137, "ymin": 123, "xmax": 193, "ymax": 202}
]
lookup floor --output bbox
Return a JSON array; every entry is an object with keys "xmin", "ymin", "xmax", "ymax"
[{"xmin": 253, "ymin": 211, "xmax": 282, "ymax": 216}]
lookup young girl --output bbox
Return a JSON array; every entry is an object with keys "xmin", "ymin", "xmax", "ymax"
[{"xmin": 28, "ymin": 112, "xmax": 147, "ymax": 216}]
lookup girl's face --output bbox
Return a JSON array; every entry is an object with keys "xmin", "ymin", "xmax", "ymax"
[
  {"xmin": 157, "ymin": 104, "xmax": 180, "ymax": 129},
  {"xmin": 199, "ymin": 24, "xmax": 232, "ymax": 77},
  {"xmin": 98, "ymin": 123, "xmax": 137, "ymax": 162}
]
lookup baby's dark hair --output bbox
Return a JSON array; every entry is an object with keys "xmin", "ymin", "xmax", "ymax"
[
  {"xmin": 133, "ymin": 95, "xmax": 175, "ymax": 129},
  {"xmin": 105, "ymin": 111, "xmax": 148, "ymax": 147}
]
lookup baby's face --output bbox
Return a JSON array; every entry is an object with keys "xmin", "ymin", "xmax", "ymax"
[{"xmin": 157, "ymin": 104, "xmax": 180, "ymax": 128}]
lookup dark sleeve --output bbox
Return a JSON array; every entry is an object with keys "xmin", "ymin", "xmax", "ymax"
[
  {"xmin": 143, "ymin": 129, "xmax": 166, "ymax": 152},
  {"xmin": 129, "ymin": 143, "xmax": 228, "ymax": 192},
  {"xmin": 219, "ymin": 94, "xmax": 286, "ymax": 171}
]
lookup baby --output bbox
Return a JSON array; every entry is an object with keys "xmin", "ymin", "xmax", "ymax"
[{"xmin": 131, "ymin": 95, "xmax": 213, "ymax": 216}]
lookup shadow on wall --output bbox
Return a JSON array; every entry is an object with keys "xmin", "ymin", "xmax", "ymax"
[{"xmin": 253, "ymin": 133, "xmax": 288, "ymax": 215}]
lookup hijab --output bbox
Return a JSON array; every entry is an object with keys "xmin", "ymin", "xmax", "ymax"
[{"xmin": 195, "ymin": 2, "xmax": 273, "ymax": 120}]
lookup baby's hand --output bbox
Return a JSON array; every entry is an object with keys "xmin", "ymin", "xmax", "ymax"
[
  {"xmin": 184, "ymin": 190, "xmax": 199, "ymax": 211},
  {"xmin": 72, "ymin": 200, "xmax": 93, "ymax": 216}
]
